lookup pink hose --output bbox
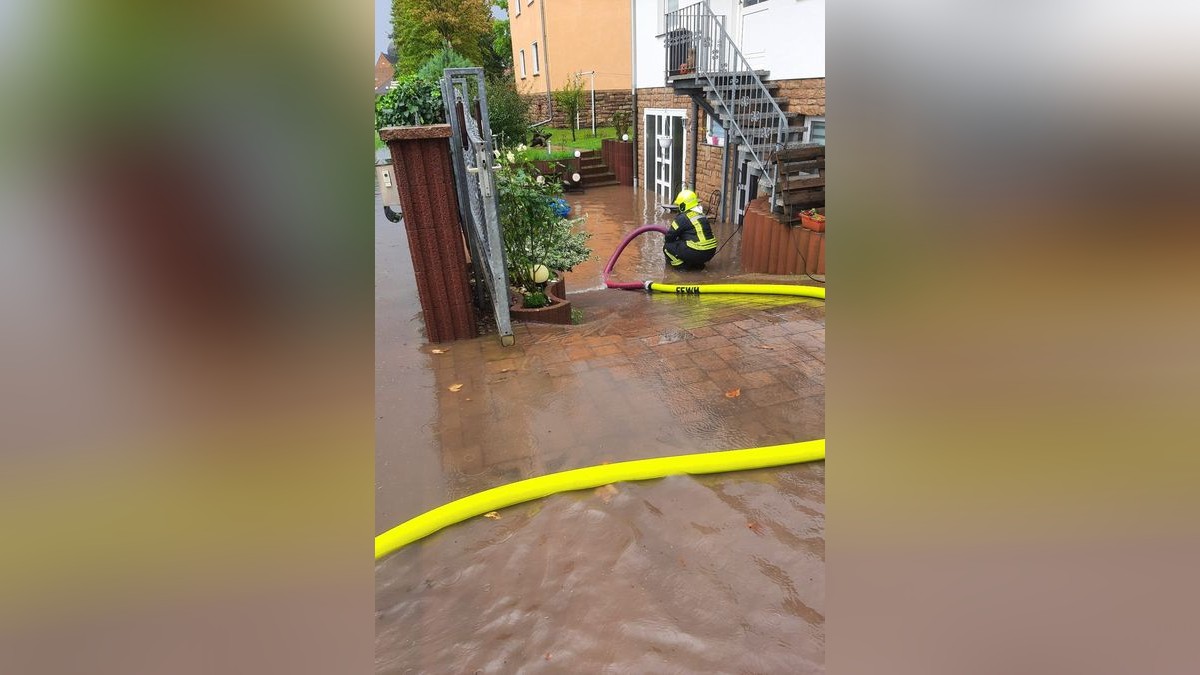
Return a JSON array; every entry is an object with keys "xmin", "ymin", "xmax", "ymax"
[{"xmin": 604, "ymin": 224, "xmax": 668, "ymax": 290}]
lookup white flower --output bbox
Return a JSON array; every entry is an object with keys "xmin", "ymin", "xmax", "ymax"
[
  {"xmin": 536, "ymin": 175, "xmax": 545, "ymax": 185},
  {"xmin": 517, "ymin": 143, "xmax": 527, "ymax": 152},
  {"xmin": 506, "ymin": 151, "xmax": 516, "ymax": 163}
]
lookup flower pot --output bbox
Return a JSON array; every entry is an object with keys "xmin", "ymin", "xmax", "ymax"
[
  {"xmin": 509, "ymin": 278, "xmax": 573, "ymax": 325},
  {"xmin": 799, "ymin": 212, "xmax": 826, "ymax": 233}
]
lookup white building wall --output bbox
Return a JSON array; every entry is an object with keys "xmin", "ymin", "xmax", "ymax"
[{"xmin": 635, "ymin": 0, "xmax": 824, "ymax": 88}]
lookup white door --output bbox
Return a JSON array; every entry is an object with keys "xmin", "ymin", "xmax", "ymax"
[
  {"xmin": 645, "ymin": 109, "xmax": 687, "ymax": 206},
  {"xmin": 737, "ymin": 0, "xmax": 770, "ymax": 69}
]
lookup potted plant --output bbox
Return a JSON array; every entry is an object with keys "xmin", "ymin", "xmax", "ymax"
[
  {"xmin": 494, "ymin": 149, "xmax": 592, "ymax": 322},
  {"xmin": 799, "ymin": 208, "xmax": 825, "ymax": 233}
]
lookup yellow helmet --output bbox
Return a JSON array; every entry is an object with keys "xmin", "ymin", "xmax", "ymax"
[{"xmin": 673, "ymin": 189, "xmax": 699, "ymax": 212}]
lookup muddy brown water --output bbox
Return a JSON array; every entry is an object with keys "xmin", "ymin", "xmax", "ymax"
[{"xmin": 375, "ymin": 187, "xmax": 825, "ymax": 672}]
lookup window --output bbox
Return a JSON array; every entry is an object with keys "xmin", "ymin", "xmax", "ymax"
[
  {"xmin": 531, "ymin": 42, "xmax": 540, "ymax": 75},
  {"xmin": 743, "ymin": 0, "xmax": 768, "ymax": 6},
  {"xmin": 704, "ymin": 111, "xmax": 726, "ymax": 147},
  {"xmin": 658, "ymin": 0, "xmax": 680, "ymax": 35},
  {"xmin": 514, "ymin": 0, "xmax": 520, "ymax": 16},
  {"xmin": 519, "ymin": 49, "xmax": 527, "ymax": 78},
  {"xmin": 804, "ymin": 116, "xmax": 825, "ymax": 145}
]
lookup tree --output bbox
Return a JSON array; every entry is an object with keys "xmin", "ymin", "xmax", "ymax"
[
  {"xmin": 478, "ymin": 19, "xmax": 512, "ymax": 78},
  {"xmin": 416, "ymin": 43, "xmax": 476, "ymax": 82},
  {"xmin": 393, "ymin": 0, "xmax": 492, "ymax": 76},
  {"xmin": 553, "ymin": 73, "xmax": 586, "ymax": 141}
]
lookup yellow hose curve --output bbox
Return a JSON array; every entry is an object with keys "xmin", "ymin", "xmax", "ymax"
[
  {"xmin": 648, "ymin": 282, "xmax": 825, "ymax": 299},
  {"xmin": 375, "ymin": 439, "xmax": 825, "ymax": 560}
]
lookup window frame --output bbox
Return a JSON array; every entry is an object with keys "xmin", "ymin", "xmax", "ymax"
[
  {"xmin": 514, "ymin": 0, "xmax": 520, "ymax": 16},
  {"xmin": 531, "ymin": 42, "xmax": 540, "ymax": 75},
  {"xmin": 704, "ymin": 111, "xmax": 727, "ymax": 147},
  {"xmin": 519, "ymin": 49, "xmax": 527, "ymax": 78},
  {"xmin": 803, "ymin": 115, "xmax": 826, "ymax": 145}
]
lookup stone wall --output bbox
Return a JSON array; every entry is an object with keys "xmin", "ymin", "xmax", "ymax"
[
  {"xmin": 774, "ymin": 77, "xmax": 825, "ymax": 116},
  {"xmin": 634, "ymin": 87, "xmax": 726, "ymax": 213},
  {"xmin": 635, "ymin": 78, "xmax": 825, "ymax": 220},
  {"xmin": 524, "ymin": 89, "xmax": 633, "ymax": 129}
]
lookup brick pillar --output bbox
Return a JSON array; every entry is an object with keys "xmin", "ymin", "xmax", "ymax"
[{"xmin": 381, "ymin": 124, "xmax": 477, "ymax": 343}]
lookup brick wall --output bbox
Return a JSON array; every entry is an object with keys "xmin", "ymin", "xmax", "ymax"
[{"xmin": 524, "ymin": 89, "xmax": 633, "ymax": 129}]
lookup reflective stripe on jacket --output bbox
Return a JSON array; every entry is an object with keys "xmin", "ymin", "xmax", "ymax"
[{"xmin": 668, "ymin": 209, "xmax": 716, "ymax": 252}]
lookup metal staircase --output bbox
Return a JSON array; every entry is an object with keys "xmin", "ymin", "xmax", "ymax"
[{"xmin": 664, "ymin": 2, "xmax": 816, "ymax": 218}]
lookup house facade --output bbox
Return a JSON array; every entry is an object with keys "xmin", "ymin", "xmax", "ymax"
[
  {"xmin": 633, "ymin": 0, "xmax": 825, "ymax": 224},
  {"xmin": 508, "ymin": 0, "xmax": 634, "ymax": 127},
  {"xmin": 375, "ymin": 49, "xmax": 397, "ymax": 95}
]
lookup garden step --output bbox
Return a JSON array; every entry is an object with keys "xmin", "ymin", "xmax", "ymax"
[
  {"xmin": 579, "ymin": 165, "xmax": 614, "ymax": 177},
  {"xmin": 585, "ymin": 178, "xmax": 619, "ymax": 187},
  {"xmin": 583, "ymin": 171, "xmax": 617, "ymax": 183}
]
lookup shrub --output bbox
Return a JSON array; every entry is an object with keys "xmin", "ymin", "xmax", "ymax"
[
  {"xmin": 553, "ymin": 73, "xmax": 586, "ymax": 141},
  {"xmin": 494, "ymin": 149, "xmax": 590, "ymax": 297},
  {"xmin": 486, "ymin": 76, "xmax": 530, "ymax": 148},
  {"xmin": 375, "ymin": 75, "xmax": 444, "ymax": 129},
  {"xmin": 611, "ymin": 109, "xmax": 631, "ymax": 140}
]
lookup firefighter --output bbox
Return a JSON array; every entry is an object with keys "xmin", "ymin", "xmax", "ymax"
[{"xmin": 663, "ymin": 189, "xmax": 717, "ymax": 270}]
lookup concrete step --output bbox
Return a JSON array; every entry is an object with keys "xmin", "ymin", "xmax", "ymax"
[
  {"xmin": 582, "ymin": 170, "xmax": 617, "ymax": 182},
  {"xmin": 585, "ymin": 178, "xmax": 620, "ymax": 187}
]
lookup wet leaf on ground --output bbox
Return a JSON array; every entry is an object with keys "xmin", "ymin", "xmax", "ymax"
[
  {"xmin": 449, "ymin": 384, "xmax": 463, "ymax": 392},
  {"xmin": 483, "ymin": 511, "xmax": 501, "ymax": 520},
  {"xmin": 593, "ymin": 484, "xmax": 619, "ymax": 503},
  {"xmin": 725, "ymin": 388, "xmax": 741, "ymax": 398}
]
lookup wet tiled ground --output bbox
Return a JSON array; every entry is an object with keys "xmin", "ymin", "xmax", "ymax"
[{"xmin": 375, "ymin": 186, "xmax": 825, "ymax": 533}]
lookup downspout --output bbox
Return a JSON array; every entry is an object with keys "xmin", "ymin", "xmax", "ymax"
[
  {"xmin": 690, "ymin": 100, "xmax": 699, "ymax": 191},
  {"xmin": 630, "ymin": 0, "xmax": 638, "ymax": 189},
  {"xmin": 539, "ymin": 0, "xmax": 553, "ymax": 124}
]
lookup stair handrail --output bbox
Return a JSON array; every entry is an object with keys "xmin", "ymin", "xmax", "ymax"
[{"xmin": 664, "ymin": 1, "xmax": 787, "ymax": 205}]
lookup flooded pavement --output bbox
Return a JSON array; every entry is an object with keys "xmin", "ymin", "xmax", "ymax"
[
  {"xmin": 376, "ymin": 184, "xmax": 825, "ymax": 672},
  {"xmin": 559, "ymin": 185, "xmax": 749, "ymax": 292}
]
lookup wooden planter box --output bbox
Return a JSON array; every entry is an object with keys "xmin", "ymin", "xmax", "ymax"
[
  {"xmin": 509, "ymin": 278, "xmax": 573, "ymax": 325},
  {"xmin": 600, "ymin": 139, "xmax": 635, "ymax": 186},
  {"xmin": 533, "ymin": 157, "xmax": 580, "ymax": 180},
  {"xmin": 741, "ymin": 197, "xmax": 825, "ymax": 276}
]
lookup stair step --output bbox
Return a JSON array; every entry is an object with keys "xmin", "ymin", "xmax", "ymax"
[
  {"xmin": 718, "ymin": 111, "xmax": 801, "ymax": 126},
  {"xmin": 579, "ymin": 166, "xmax": 613, "ymax": 176},
  {"xmin": 705, "ymin": 83, "xmax": 780, "ymax": 95},
  {"xmin": 580, "ymin": 157, "xmax": 605, "ymax": 168},
  {"xmin": 585, "ymin": 178, "xmax": 619, "ymax": 187}
]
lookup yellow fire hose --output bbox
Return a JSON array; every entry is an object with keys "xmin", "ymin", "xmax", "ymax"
[
  {"xmin": 374, "ymin": 266, "xmax": 828, "ymax": 560},
  {"xmin": 376, "ymin": 438, "xmax": 826, "ymax": 560},
  {"xmin": 645, "ymin": 282, "xmax": 825, "ymax": 299}
]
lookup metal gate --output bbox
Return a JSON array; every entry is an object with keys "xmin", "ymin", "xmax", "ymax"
[{"xmin": 440, "ymin": 68, "xmax": 514, "ymax": 347}]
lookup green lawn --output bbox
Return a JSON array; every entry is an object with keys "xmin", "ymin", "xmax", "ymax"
[{"xmin": 517, "ymin": 126, "xmax": 618, "ymax": 161}]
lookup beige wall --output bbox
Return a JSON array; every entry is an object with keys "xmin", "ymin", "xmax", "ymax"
[{"xmin": 509, "ymin": 0, "xmax": 631, "ymax": 96}]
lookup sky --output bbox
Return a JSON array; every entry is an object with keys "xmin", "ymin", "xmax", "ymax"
[{"xmin": 376, "ymin": 0, "xmax": 509, "ymax": 60}]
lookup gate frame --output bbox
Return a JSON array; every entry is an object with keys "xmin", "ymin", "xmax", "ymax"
[{"xmin": 440, "ymin": 67, "xmax": 515, "ymax": 347}]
